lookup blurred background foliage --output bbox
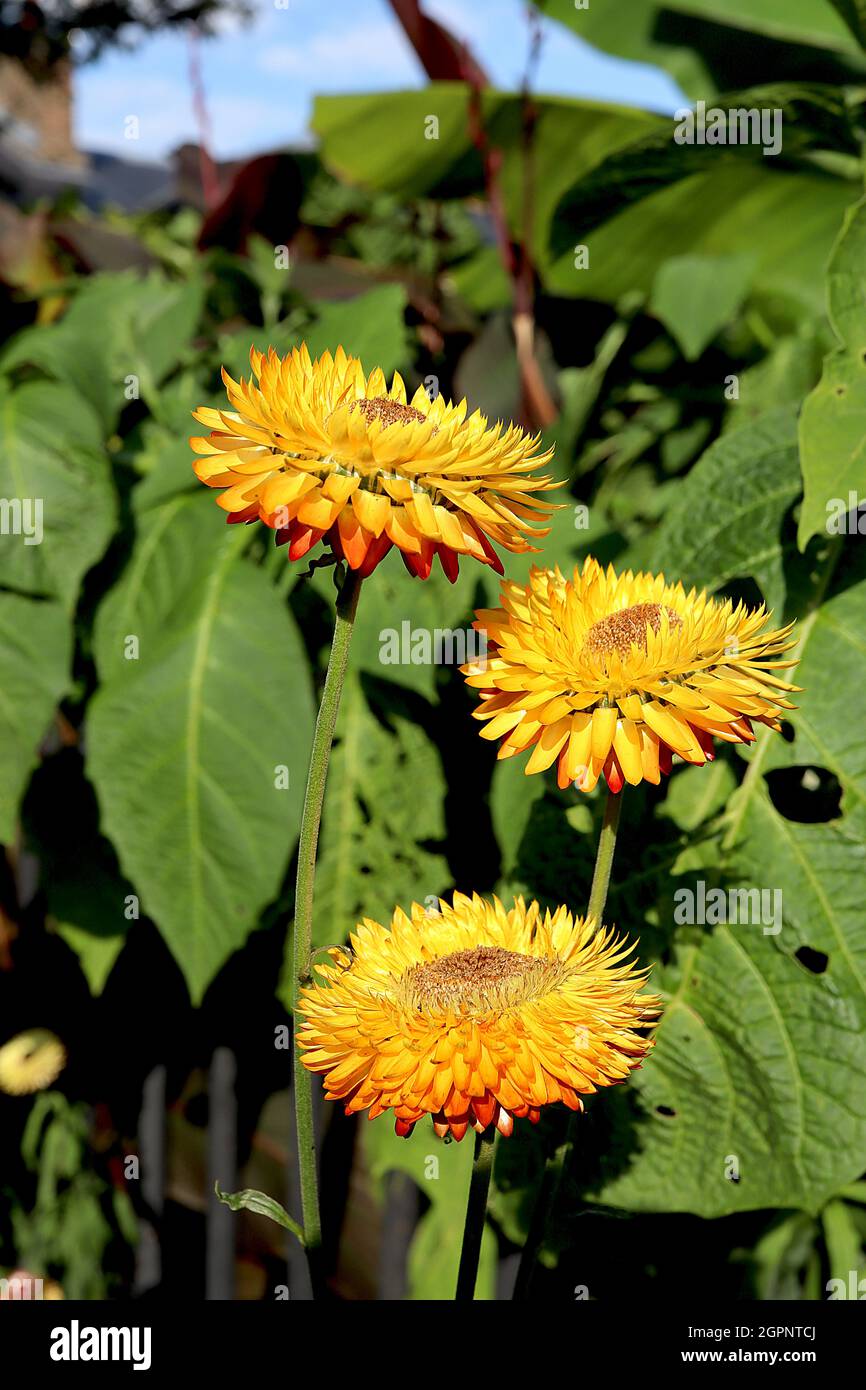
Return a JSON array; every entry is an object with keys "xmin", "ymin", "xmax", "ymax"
[{"xmin": 1, "ymin": 0, "xmax": 866, "ymax": 1301}]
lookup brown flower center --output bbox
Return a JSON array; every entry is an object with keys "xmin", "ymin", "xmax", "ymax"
[
  {"xmin": 350, "ymin": 396, "xmax": 427, "ymax": 430},
  {"xmin": 586, "ymin": 602, "xmax": 681, "ymax": 660},
  {"xmin": 402, "ymin": 946, "xmax": 562, "ymax": 1014}
]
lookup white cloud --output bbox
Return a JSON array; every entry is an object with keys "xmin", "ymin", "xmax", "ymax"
[
  {"xmin": 75, "ymin": 71, "xmax": 308, "ymax": 160},
  {"xmin": 259, "ymin": 17, "xmax": 419, "ymax": 84},
  {"xmin": 75, "ymin": 75, "xmax": 195, "ymax": 156}
]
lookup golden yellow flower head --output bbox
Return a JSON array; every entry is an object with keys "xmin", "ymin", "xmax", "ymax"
[
  {"xmin": 464, "ymin": 556, "xmax": 800, "ymax": 793},
  {"xmin": 191, "ymin": 344, "xmax": 558, "ymax": 580},
  {"xmin": 297, "ymin": 892, "xmax": 658, "ymax": 1141},
  {"xmin": 0, "ymin": 1029, "xmax": 66, "ymax": 1096}
]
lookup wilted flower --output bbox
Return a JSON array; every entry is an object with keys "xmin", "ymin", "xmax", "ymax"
[
  {"xmin": 297, "ymin": 892, "xmax": 658, "ymax": 1141},
  {"xmin": 191, "ymin": 345, "xmax": 558, "ymax": 580},
  {"xmin": 0, "ymin": 1029, "xmax": 66, "ymax": 1095},
  {"xmin": 464, "ymin": 557, "xmax": 800, "ymax": 793}
]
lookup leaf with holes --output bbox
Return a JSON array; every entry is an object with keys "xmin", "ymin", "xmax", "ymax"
[
  {"xmin": 593, "ymin": 545, "xmax": 866, "ymax": 1217},
  {"xmin": 650, "ymin": 406, "xmax": 802, "ymax": 614}
]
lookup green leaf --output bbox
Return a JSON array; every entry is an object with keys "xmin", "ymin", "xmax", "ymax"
[
  {"xmin": 598, "ymin": 854, "xmax": 866, "ymax": 1216},
  {"xmin": 214, "ymin": 1183, "xmax": 304, "ymax": 1244},
  {"xmin": 798, "ymin": 196, "xmax": 866, "ymax": 548},
  {"xmin": 598, "ymin": 546, "xmax": 866, "ymax": 1218},
  {"xmin": 55, "ymin": 920, "xmax": 127, "ymax": 996},
  {"xmin": 829, "ymin": 0, "xmax": 866, "ymax": 45},
  {"xmin": 670, "ymin": 0, "xmax": 859, "ymax": 49},
  {"xmin": 0, "ymin": 269, "xmax": 204, "ymax": 430},
  {"xmin": 539, "ymin": 0, "xmax": 863, "ymax": 66},
  {"xmin": 549, "ymin": 164, "xmax": 853, "ymax": 313},
  {"xmin": 728, "ymin": 544, "xmax": 866, "ymax": 828},
  {"xmin": 93, "ymin": 492, "xmax": 216, "ymax": 682},
  {"xmin": 220, "ymin": 283, "xmax": 410, "ymax": 382},
  {"xmin": 549, "ymin": 85, "xmax": 856, "ymax": 256},
  {"xmin": 87, "ymin": 499, "xmax": 315, "ymax": 1002},
  {"xmin": 313, "ymin": 545, "xmax": 482, "ymax": 700},
  {"xmin": 535, "ymin": 0, "xmax": 712, "ymax": 93},
  {"xmin": 752, "ymin": 1212, "xmax": 820, "ymax": 1299},
  {"xmin": 0, "ymin": 380, "xmax": 117, "ymax": 611},
  {"xmin": 0, "ymin": 594, "xmax": 71, "ymax": 842},
  {"xmin": 313, "ymin": 86, "xmax": 656, "ymax": 278},
  {"xmin": 490, "ymin": 754, "xmax": 546, "ymax": 874},
  {"xmin": 722, "ymin": 333, "xmax": 823, "ymax": 435},
  {"xmin": 302, "ymin": 284, "xmax": 410, "ymax": 376},
  {"xmin": 823, "ymin": 1198, "xmax": 865, "ymax": 1286},
  {"xmin": 650, "ymin": 253, "xmax": 756, "ymax": 360},
  {"xmin": 650, "ymin": 406, "xmax": 802, "ymax": 613},
  {"xmin": 659, "ymin": 759, "xmax": 737, "ymax": 833}
]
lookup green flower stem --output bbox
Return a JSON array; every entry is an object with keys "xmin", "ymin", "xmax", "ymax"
[
  {"xmin": 512, "ymin": 786, "xmax": 624, "ymax": 1301},
  {"xmin": 586, "ymin": 787, "xmax": 624, "ymax": 925},
  {"xmin": 291, "ymin": 566, "xmax": 362, "ymax": 1292},
  {"xmin": 456, "ymin": 1128, "xmax": 499, "ymax": 1301}
]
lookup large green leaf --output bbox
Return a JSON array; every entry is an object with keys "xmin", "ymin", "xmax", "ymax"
[
  {"xmin": 535, "ymin": 0, "xmax": 712, "ymax": 92},
  {"xmin": 0, "ymin": 594, "xmax": 71, "ymax": 843},
  {"xmin": 220, "ymin": 283, "xmax": 410, "ymax": 382},
  {"xmin": 87, "ymin": 497, "xmax": 315, "ymax": 1001},
  {"xmin": 733, "ymin": 544, "xmax": 866, "ymax": 827},
  {"xmin": 596, "ymin": 542, "xmax": 866, "ymax": 1216},
  {"xmin": 599, "ymin": 861, "xmax": 866, "ymax": 1216},
  {"xmin": 0, "ymin": 270, "xmax": 204, "ymax": 430},
  {"xmin": 668, "ymin": 0, "xmax": 858, "ymax": 48},
  {"xmin": 0, "ymin": 381, "xmax": 117, "ymax": 611},
  {"xmin": 313, "ymin": 86, "xmax": 656, "ymax": 270},
  {"xmin": 830, "ymin": 0, "xmax": 866, "ymax": 44},
  {"xmin": 798, "ymin": 195, "xmax": 866, "ymax": 548},
  {"xmin": 650, "ymin": 406, "xmax": 802, "ymax": 613},
  {"xmin": 313, "ymin": 84, "xmax": 853, "ymax": 314},
  {"xmin": 537, "ymin": 0, "xmax": 864, "ymax": 92},
  {"xmin": 549, "ymin": 85, "xmax": 856, "ymax": 254},
  {"xmin": 650, "ymin": 252, "xmax": 756, "ymax": 360},
  {"xmin": 548, "ymin": 163, "xmax": 853, "ymax": 310}
]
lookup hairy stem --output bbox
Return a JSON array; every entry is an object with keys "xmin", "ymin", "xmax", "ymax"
[{"xmin": 292, "ymin": 567, "xmax": 362, "ymax": 1293}]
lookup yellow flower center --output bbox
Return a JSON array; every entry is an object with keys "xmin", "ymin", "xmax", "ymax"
[
  {"xmin": 350, "ymin": 397, "xmax": 428, "ymax": 430},
  {"xmin": 402, "ymin": 946, "xmax": 563, "ymax": 1015},
  {"xmin": 324, "ymin": 395, "xmax": 445, "ymax": 498},
  {"xmin": 586, "ymin": 602, "xmax": 681, "ymax": 659}
]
